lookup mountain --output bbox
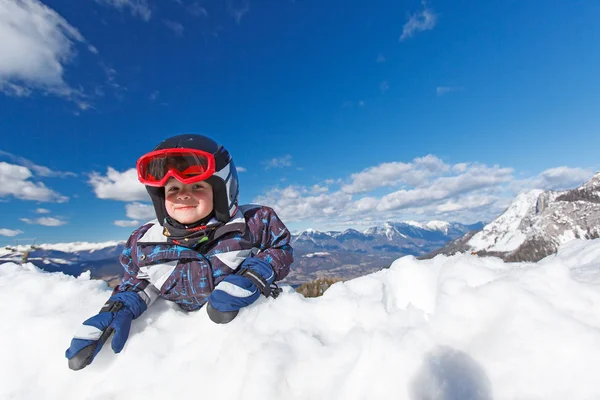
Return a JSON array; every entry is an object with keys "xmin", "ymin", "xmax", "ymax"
[
  {"xmin": 0, "ymin": 241, "xmax": 126, "ymax": 282},
  {"xmin": 287, "ymin": 220, "xmax": 483, "ymax": 284},
  {"xmin": 422, "ymin": 172, "xmax": 600, "ymax": 262},
  {"xmin": 0, "ymin": 220, "xmax": 483, "ymax": 286}
]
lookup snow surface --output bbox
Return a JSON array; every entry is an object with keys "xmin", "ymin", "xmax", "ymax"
[
  {"xmin": 0, "ymin": 240, "xmax": 125, "ymax": 257},
  {"xmin": 2, "ymin": 240, "xmax": 600, "ymax": 400}
]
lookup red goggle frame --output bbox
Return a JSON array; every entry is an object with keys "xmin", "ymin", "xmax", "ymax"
[{"xmin": 136, "ymin": 148, "xmax": 216, "ymax": 187}]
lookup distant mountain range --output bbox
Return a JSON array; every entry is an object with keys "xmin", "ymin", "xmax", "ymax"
[
  {"xmin": 424, "ymin": 172, "xmax": 600, "ymax": 262},
  {"xmin": 0, "ymin": 220, "xmax": 484, "ymax": 286},
  {"xmin": 287, "ymin": 221, "xmax": 483, "ymax": 284}
]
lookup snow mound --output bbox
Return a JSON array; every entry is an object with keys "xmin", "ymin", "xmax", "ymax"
[{"xmin": 2, "ymin": 240, "xmax": 600, "ymax": 400}]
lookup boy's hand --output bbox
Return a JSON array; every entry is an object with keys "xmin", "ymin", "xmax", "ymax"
[
  {"xmin": 65, "ymin": 291, "xmax": 147, "ymax": 371},
  {"xmin": 207, "ymin": 258, "xmax": 276, "ymax": 324}
]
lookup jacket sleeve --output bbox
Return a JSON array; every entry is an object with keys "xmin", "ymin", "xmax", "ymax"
[
  {"xmin": 112, "ymin": 224, "xmax": 159, "ymax": 307},
  {"xmin": 245, "ymin": 206, "xmax": 294, "ymax": 281}
]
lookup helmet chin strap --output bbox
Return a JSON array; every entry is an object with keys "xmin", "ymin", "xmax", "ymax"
[
  {"xmin": 164, "ymin": 211, "xmax": 215, "ymax": 230},
  {"xmin": 162, "ymin": 211, "xmax": 221, "ymax": 248}
]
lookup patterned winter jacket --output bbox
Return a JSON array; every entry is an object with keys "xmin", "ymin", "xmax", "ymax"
[{"xmin": 115, "ymin": 205, "xmax": 293, "ymax": 311}]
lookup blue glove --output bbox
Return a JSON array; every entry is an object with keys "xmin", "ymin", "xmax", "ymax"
[
  {"xmin": 207, "ymin": 258, "xmax": 280, "ymax": 324},
  {"xmin": 65, "ymin": 291, "xmax": 147, "ymax": 370}
]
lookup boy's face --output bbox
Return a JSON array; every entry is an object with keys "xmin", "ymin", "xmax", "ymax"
[{"xmin": 164, "ymin": 178, "xmax": 213, "ymax": 224}]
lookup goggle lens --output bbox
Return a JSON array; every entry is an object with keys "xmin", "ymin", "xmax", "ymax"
[{"xmin": 137, "ymin": 149, "xmax": 216, "ymax": 186}]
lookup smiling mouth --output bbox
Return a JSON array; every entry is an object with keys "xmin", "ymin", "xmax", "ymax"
[{"xmin": 176, "ymin": 206, "xmax": 197, "ymax": 210}]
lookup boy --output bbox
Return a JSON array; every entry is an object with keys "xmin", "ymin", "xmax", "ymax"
[{"xmin": 65, "ymin": 134, "xmax": 294, "ymax": 370}]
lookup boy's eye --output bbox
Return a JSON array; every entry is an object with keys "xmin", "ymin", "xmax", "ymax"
[
  {"xmin": 193, "ymin": 184, "xmax": 207, "ymax": 190},
  {"xmin": 167, "ymin": 186, "xmax": 179, "ymax": 192}
]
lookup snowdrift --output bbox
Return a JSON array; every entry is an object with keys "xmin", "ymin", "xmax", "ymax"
[{"xmin": 1, "ymin": 240, "xmax": 600, "ymax": 400}]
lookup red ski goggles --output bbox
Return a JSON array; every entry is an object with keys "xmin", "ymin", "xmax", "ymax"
[{"xmin": 136, "ymin": 148, "xmax": 216, "ymax": 187}]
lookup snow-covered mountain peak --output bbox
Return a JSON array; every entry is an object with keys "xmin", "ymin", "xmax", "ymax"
[
  {"xmin": 581, "ymin": 171, "xmax": 600, "ymax": 191},
  {"xmin": 425, "ymin": 220, "xmax": 450, "ymax": 232},
  {"xmin": 297, "ymin": 228, "xmax": 334, "ymax": 237},
  {"xmin": 468, "ymin": 189, "xmax": 544, "ymax": 252},
  {"xmin": 404, "ymin": 220, "xmax": 425, "ymax": 229},
  {"xmin": 363, "ymin": 223, "xmax": 403, "ymax": 239},
  {"xmin": 464, "ymin": 174, "xmax": 600, "ymax": 260}
]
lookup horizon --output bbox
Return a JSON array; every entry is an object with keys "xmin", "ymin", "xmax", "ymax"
[
  {"xmin": 2, "ymin": 216, "xmax": 485, "ymax": 248},
  {"xmin": 2, "ymin": 1, "xmax": 600, "ymax": 245}
]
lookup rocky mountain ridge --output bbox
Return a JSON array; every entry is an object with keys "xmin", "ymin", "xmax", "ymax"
[{"xmin": 423, "ymin": 172, "xmax": 600, "ymax": 262}]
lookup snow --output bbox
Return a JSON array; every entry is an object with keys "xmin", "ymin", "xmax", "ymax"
[
  {"xmin": 34, "ymin": 240, "xmax": 125, "ymax": 253},
  {"xmin": 2, "ymin": 239, "xmax": 600, "ymax": 400},
  {"xmin": 425, "ymin": 220, "xmax": 450, "ymax": 232},
  {"xmin": 468, "ymin": 190, "xmax": 543, "ymax": 252},
  {"xmin": 0, "ymin": 241, "xmax": 124, "ymax": 257},
  {"xmin": 303, "ymin": 252, "xmax": 331, "ymax": 258},
  {"xmin": 404, "ymin": 220, "xmax": 426, "ymax": 229}
]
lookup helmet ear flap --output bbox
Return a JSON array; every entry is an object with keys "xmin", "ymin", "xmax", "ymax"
[
  {"xmin": 146, "ymin": 186, "xmax": 168, "ymax": 226},
  {"xmin": 206, "ymin": 176, "xmax": 235, "ymax": 223}
]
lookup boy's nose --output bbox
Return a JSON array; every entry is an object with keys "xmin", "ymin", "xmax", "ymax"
[{"xmin": 177, "ymin": 188, "xmax": 191, "ymax": 199}]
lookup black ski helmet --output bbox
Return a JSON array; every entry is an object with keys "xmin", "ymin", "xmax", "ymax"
[{"xmin": 144, "ymin": 134, "xmax": 239, "ymax": 225}]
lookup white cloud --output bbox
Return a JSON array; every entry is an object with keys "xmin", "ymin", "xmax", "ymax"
[
  {"xmin": 88, "ymin": 167, "xmax": 148, "ymax": 202},
  {"xmin": 400, "ymin": 3, "xmax": 438, "ymax": 41},
  {"xmin": 399, "ymin": 194, "xmax": 508, "ymax": 227},
  {"xmin": 254, "ymin": 157, "xmax": 519, "ymax": 227},
  {"xmin": 20, "ymin": 217, "xmax": 66, "ymax": 226},
  {"xmin": 310, "ymin": 185, "xmax": 329, "ymax": 194},
  {"xmin": 114, "ymin": 220, "xmax": 140, "ymax": 227},
  {"xmin": 164, "ymin": 20, "xmax": 184, "ymax": 36},
  {"xmin": 452, "ymin": 163, "xmax": 469, "ymax": 173},
  {"xmin": 125, "ymin": 202, "xmax": 155, "ymax": 220},
  {"xmin": 0, "ymin": 150, "xmax": 76, "ymax": 178},
  {"xmin": 35, "ymin": 208, "xmax": 50, "ymax": 214},
  {"xmin": 264, "ymin": 155, "xmax": 293, "ymax": 169},
  {"xmin": 532, "ymin": 167, "xmax": 593, "ymax": 190},
  {"xmin": 237, "ymin": 166, "xmax": 247, "ymax": 173},
  {"xmin": 254, "ymin": 186, "xmax": 352, "ymax": 223},
  {"xmin": 0, "ymin": 82, "xmax": 31, "ymax": 96},
  {"xmin": 0, "ymin": 162, "xmax": 68, "ymax": 202},
  {"xmin": 0, "ymin": 0, "xmax": 89, "ymax": 99},
  {"xmin": 376, "ymin": 165, "xmax": 513, "ymax": 211},
  {"xmin": 254, "ymin": 157, "xmax": 598, "ymax": 229},
  {"xmin": 0, "ymin": 228, "xmax": 23, "ymax": 237},
  {"xmin": 342, "ymin": 154, "xmax": 450, "ymax": 194},
  {"xmin": 95, "ymin": 0, "xmax": 151, "ymax": 21},
  {"xmin": 434, "ymin": 194, "xmax": 498, "ymax": 213},
  {"xmin": 436, "ymin": 86, "xmax": 462, "ymax": 96}
]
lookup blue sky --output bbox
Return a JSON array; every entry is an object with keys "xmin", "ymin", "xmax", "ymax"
[{"xmin": 1, "ymin": 0, "xmax": 599, "ymax": 245}]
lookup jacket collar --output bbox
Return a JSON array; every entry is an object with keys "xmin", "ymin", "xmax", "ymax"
[{"xmin": 137, "ymin": 209, "xmax": 248, "ymax": 245}]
